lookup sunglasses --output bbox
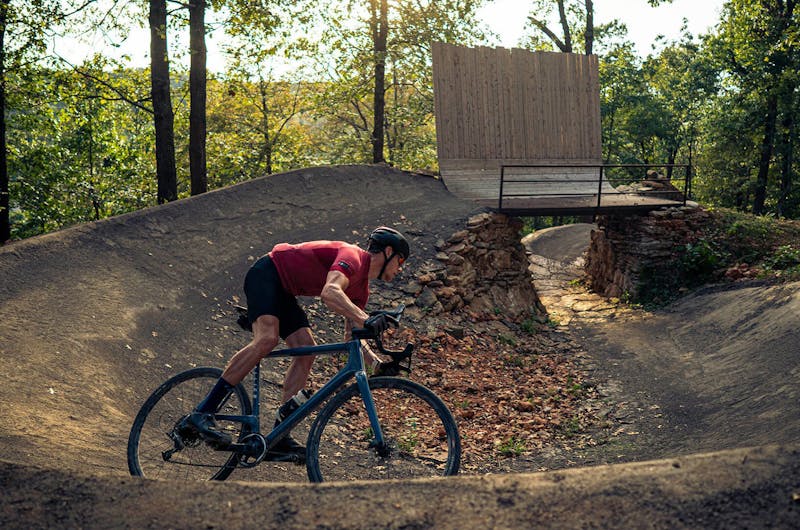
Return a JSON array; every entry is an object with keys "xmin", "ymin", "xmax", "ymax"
[{"xmin": 397, "ymin": 255, "xmax": 406, "ymax": 266}]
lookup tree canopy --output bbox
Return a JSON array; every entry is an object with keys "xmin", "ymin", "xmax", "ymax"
[{"xmin": 3, "ymin": 0, "xmax": 800, "ymax": 244}]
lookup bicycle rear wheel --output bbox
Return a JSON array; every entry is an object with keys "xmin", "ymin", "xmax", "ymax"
[
  {"xmin": 306, "ymin": 377, "xmax": 460, "ymax": 482},
  {"xmin": 127, "ymin": 367, "xmax": 251, "ymax": 481}
]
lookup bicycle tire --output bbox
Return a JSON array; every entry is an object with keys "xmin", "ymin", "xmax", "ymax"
[
  {"xmin": 306, "ymin": 377, "xmax": 461, "ymax": 482},
  {"xmin": 127, "ymin": 367, "xmax": 251, "ymax": 481}
]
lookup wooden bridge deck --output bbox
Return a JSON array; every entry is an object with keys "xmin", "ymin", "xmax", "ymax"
[{"xmin": 439, "ymin": 162, "xmax": 688, "ymax": 216}]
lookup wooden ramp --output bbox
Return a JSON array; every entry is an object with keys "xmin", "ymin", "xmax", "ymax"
[{"xmin": 431, "ymin": 43, "xmax": 686, "ymax": 215}]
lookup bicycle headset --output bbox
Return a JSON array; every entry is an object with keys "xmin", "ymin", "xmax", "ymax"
[{"xmin": 368, "ymin": 226, "xmax": 410, "ymax": 279}]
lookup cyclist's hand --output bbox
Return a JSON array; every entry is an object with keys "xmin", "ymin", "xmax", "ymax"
[{"xmin": 364, "ymin": 313, "xmax": 394, "ymax": 334}]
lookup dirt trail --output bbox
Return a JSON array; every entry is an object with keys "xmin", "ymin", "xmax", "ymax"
[
  {"xmin": 1, "ymin": 167, "xmax": 799, "ymax": 528},
  {"xmin": 525, "ymin": 224, "xmax": 800, "ymax": 462}
]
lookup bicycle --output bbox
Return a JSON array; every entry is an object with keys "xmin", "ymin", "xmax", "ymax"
[{"xmin": 127, "ymin": 304, "xmax": 461, "ymax": 482}]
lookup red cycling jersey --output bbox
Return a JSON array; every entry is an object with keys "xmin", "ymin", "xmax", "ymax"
[{"xmin": 269, "ymin": 241, "xmax": 371, "ymax": 308}]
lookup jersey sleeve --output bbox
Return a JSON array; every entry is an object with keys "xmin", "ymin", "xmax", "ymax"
[{"xmin": 329, "ymin": 246, "xmax": 363, "ymax": 279}]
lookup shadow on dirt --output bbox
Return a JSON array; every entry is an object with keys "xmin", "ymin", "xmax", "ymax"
[{"xmin": 1, "ymin": 167, "xmax": 798, "ymax": 528}]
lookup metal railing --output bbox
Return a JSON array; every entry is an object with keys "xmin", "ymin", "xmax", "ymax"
[{"xmin": 498, "ymin": 163, "xmax": 692, "ymax": 212}]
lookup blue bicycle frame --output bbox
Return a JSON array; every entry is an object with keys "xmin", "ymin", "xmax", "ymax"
[{"xmin": 215, "ymin": 338, "xmax": 387, "ymax": 457}]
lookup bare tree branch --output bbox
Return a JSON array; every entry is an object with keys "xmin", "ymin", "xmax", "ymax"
[
  {"xmin": 527, "ymin": 16, "xmax": 568, "ymax": 52},
  {"xmin": 53, "ymin": 53, "xmax": 153, "ymax": 112}
]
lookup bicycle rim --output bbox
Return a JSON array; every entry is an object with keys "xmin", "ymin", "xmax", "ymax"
[
  {"xmin": 127, "ymin": 367, "xmax": 251, "ymax": 481},
  {"xmin": 306, "ymin": 377, "xmax": 461, "ymax": 482}
]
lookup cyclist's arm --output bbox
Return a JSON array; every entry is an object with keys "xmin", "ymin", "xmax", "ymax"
[
  {"xmin": 320, "ymin": 270, "xmax": 369, "ymax": 327},
  {"xmin": 345, "ymin": 317, "xmax": 385, "ymax": 367}
]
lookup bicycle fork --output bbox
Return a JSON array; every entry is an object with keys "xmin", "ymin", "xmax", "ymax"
[{"xmin": 355, "ymin": 370, "xmax": 390, "ymax": 456}]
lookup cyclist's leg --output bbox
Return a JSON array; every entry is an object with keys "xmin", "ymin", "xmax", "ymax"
[
  {"xmin": 189, "ymin": 256, "xmax": 285, "ymax": 443},
  {"xmin": 281, "ymin": 326, "xmax": 316, "ymax": 400},
  {"xmin": 188, "ymin": 316, "xmax": 280, "ymax": 445},
  {"xmin": 268, "ymin": 326, "xmax": 316, "ymax": 460},
  {"xmin": 221, "ymin": 315, "xmax": 281, "ymax": 385}
]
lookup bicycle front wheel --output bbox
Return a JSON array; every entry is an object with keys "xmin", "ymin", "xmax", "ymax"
[
  {"xmin": 306, "ymin": 377, "xmax": 460, "ymax": 482},
  {"xmin": 127, "ymin": 367, "xmax": 251, "ymax": 481}
]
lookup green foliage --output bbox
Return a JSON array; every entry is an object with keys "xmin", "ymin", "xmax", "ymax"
[
  {"xmin": 497, "ymin": 436, "xmax": 526, "ymax": 457},
  {"xmin": 298, "ymin": 0, "xmax": 486, "ymax": 169},
  {"xmin": 637, "ymin": 208, "xmax": 800, "ymax": 306},
  {"xmin": 763, "ymin": 245, "xmax": 800, "ymax": 271},
  {"xmin": 497, "ymin": 334, "xmax": 517, "ymax": 347},
  {"xmin": 7, "ymin": 63, "xmax": 156, "ymax": 239},
  {"xmin": 6, "ymin": 0, "xmax": 800, "ymax": 244},
  {"xmin": 681, "ymin": 239, "xmax": 723, "ymax": 280},
  {"xmin": 520, "ymin": 317, "xmax": 539, "ymax": 334},
  {"xmin": 709, "ymin": 208, "xmax": 795, "ymax": 264},
  {"xmin": 520, "ymin": 216, "xmax": 584, "ymax": 236}
]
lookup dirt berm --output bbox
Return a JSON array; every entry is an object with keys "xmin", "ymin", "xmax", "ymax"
[{"xmin": 1, "ymin": 165, "xmax": 798, "ymax": 528}]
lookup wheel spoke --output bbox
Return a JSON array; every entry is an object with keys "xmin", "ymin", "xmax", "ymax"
[
  {"xmin": 127, "ymin": 368, "xmax": 250, "ymax": 481},
  {"xmin": 306, "ymin": 377, "xmax": 460, "ymax": 482}
]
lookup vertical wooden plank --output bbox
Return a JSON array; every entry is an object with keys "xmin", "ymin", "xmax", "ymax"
[
  {"xmin": 463, "ymin": 46, "xmax": 477, "ymax": 159},
  {"xmin": 497, "ymin": 47, "xmax": 514, "ymax": 164},
  {"xmin": 545, "ymin": 51, "xmax": 557, "ymax": 159},
  {"xmin": 575, "ymin": 54, "xmax": 587, "ymax": 159},
  {"xmin": 588, "ymin": 54, "xmax": 602, "ymax": 159},
  {"xmin": 487, "ymin": 47, "xmax": 502, "ymax": 161},
  {"xmin": 559, "ymin": 52, "xmax": 570, "ymax": 159},
  {"xmin": 538, "ymin": 51, "xmax": 549, "ymax": 159},
  {"xmin": 563, "ymin": 52, "xmax": 574, "ymax": 159},
  {"xmin": 450, "ymin": 44, "xmax": 465, "ymax": 160},
  {"xmin": 523, "ymin": 49, "xmax": 539, "ymax": 160},
  {"xmin": 509, "ymin": 48, "xmax": 527, "ymax": 160},
  {"xmin": 471, "ymin": 46, "xmax": 486, "ymax": 160},
  {"xmin": 566, "ymin": 52, "xmax": 579, "ymax": 159},
  {"xmin": 481, "ymin": 47, "xmax": 502, "ymax": 160},
  {"xmin": 541, "ymin": 52, "xmax": 561, "ymax": 160},
  {"xmin": 431, "ymin": 42, "xmax": 448, "ymax": 163},
  {"xmin": 475, "ymin": 46, "xmax": 494, "ymax": 160},
  {"xmin": 569, "ymin": 52, "xmax": 580, "ymax": 159}
]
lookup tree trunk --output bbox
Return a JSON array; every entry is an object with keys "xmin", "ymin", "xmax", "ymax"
[
  {"xmin": 584, "ymin": 0, "xmax": 594, "ymax": 55},
  {"xmin": 150, "ymin": 0, "xmax": 178, "ymax": 204},
  {"xmin": 0, "ymin": 2, "xmax": 8, "ymax": 243},
  {"xmin": 753, "ymin": 92, "xmax": 778, "ymax": 215},
  {"xmin": 777, "ymin": 102, "xmax": 794, "ymax": 217},
  {"xmin": 557, "ymin": 0, "xmax": 572, "ymax": 52},
  {"xmin": 259, "ymin": 78, "xmax": 273, "ymax": 175},
  {"xmin": 371, "ymin": 0, "xmax": 388, "ymax": 164},
  {"xmin": 666, "ymin": 146, "xmax": 677, "ymax": 180},
  {"xmin": 189, "ymin": 0, "xmax": 207, "ymax": 195}
]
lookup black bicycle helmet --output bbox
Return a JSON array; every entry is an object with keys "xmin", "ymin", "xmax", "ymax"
[{"xmin": 368, "ymin": 226, "xmax": 410, "ymax": 259}]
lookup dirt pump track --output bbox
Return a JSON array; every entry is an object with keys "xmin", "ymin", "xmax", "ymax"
[{"xmin": 0, "ymin": 165, "xmax": 798, "ymax": 528}]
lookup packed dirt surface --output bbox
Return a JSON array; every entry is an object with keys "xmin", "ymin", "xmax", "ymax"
[
  {"xmin": 1, "ymin": 165, "xmax": 799, "ymax": 528},
  {"xmin": 525, "ymin": 224, "xmax": 800, "ymax": 464}
]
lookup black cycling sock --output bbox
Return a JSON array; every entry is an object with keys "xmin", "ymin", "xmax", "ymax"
[{"xmin": 195, "ymin": 378, "xmax": 234, "ymax": 413}]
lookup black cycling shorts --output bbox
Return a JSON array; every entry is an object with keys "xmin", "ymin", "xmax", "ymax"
[{"xmin": 243, "ymin": 255, "xmax": 310, "ymax": 339}]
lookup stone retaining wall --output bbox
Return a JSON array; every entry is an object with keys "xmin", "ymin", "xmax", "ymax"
[
  {"xmin": 413, "ymin": 213, "xmax": 545, "ymax": 318},
  {"xmin": 585, "ymin": 205, "xmax": 712, "ymax": 300}
]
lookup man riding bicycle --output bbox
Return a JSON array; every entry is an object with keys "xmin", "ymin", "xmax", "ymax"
[{"xmin": 185, "ymin": 226, "xmax": 410, "ymax": 458}]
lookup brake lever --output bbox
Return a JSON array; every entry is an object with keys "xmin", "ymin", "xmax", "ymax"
[{"xmin": 373, "ymin": 359, "xmax": 411, "ymax": 377}]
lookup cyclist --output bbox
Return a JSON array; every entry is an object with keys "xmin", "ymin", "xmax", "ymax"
[{"xmin": 184, "ymin": 226, "xmax": 410, "ymax": 457}]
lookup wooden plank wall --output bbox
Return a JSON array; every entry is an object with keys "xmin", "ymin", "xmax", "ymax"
[{"xmin": 431, "ymin": 43, "xmax": 603, "ymax": 203}]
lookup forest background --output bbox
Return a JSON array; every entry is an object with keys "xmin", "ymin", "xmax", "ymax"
[{"xmin": 2, "ymin": 0, "xmax": 799, "ymax": 243}]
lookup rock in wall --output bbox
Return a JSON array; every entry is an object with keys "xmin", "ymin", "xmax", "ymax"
[
  {"xmin": 412, "ymin": 213, "xmax": 545, "ymax": 318},
  {"xmin": 585, "ymin": 205, "xmax": 712, "ymax": 300}
]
